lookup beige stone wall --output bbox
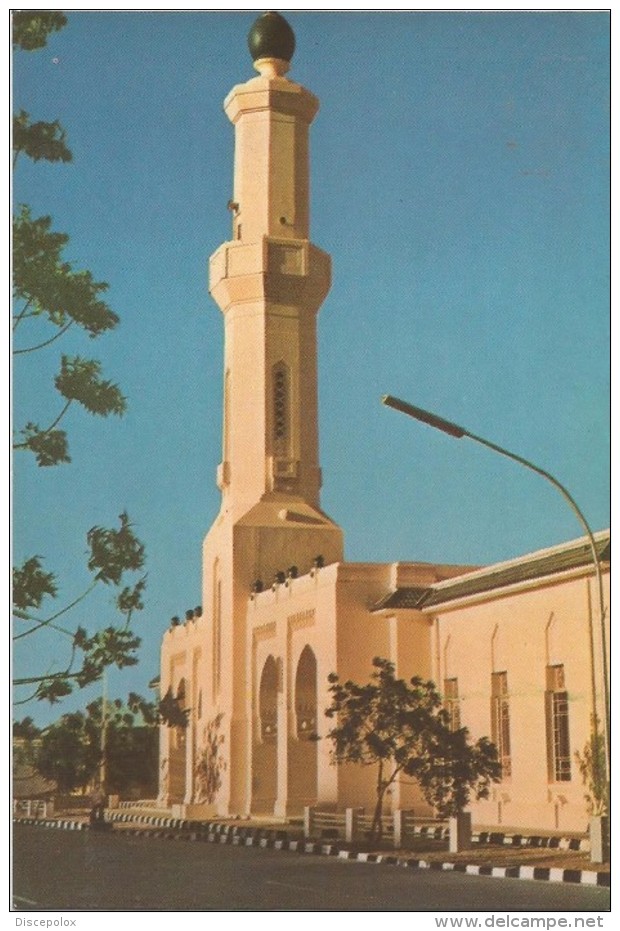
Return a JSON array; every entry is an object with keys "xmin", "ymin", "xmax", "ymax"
[
  {"xmin": 242, "ymin": 561, "xmax": 440, "ymax": 816},
  {"xmin": 431, "ymin": 567, "xmax": 610, "ymax": 832}
]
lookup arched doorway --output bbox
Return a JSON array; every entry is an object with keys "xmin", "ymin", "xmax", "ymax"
[
  {"xmin": 289, "ymin": 645, "xmax": 318, "ymax": 811},
  {"xmin": 168, "ymin": 678, "xmax": 188, "ymax": 803},
  {"xmin": 252, "ymin": 655, "xmax": 278, "ymax": 812}
]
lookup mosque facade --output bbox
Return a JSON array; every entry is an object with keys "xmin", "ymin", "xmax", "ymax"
[{"xmin": 158, "ymin": 12, "xmax": 609, "ymax": 833}]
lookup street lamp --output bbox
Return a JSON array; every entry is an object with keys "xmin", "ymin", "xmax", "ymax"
[{"xmin": 381, "ymin": 394, "xmax": 609, "ymax": 780}]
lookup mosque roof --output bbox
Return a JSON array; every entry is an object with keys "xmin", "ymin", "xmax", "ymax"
[
  {"xmin": 371, "ymin": 531, "xmax": 610, "ymax": 612},
  {"xmin": 372, "ymin": 587, "xmax": 430, "ymax": 611}
]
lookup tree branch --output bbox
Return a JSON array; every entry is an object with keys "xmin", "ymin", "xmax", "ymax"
[
  {"xmin": 13, "ymin": 579, "xmax": 98, "ymax": 640},
  {"xmin": 14, "ymin": 670, "xmax": 81, "ymax": 687},
  {"xmin": 14, "ymin": 320, "xmax": 74, "ymax": 354},
  {"xmin": 13, "ymin": 618, "xmax": 75, "ymax": 641},
  {"xmin": 45, "ymin": 398, "xmax": 73, "ymax": 434},
  {"xmin": 12, "ymin": 297, "xmax": 33, "ymax": 331},
  {"xmin": 14, "ymin": 687, "xmax": 43, "ymax": 706}
]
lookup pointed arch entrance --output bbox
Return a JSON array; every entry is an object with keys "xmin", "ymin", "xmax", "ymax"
[
  {"xmin": 288, "ymin": 645, "xmax": 318, "ymax": 811},
  {"xmin": 168, "ymin": 678, "xmax": 188, "ymax": 803},
  {"xmin": 252, "ymin": 655, "xmax": 278, "ymax": 812}
]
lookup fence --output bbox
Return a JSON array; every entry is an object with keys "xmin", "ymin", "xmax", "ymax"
[
  {"xmin": 13, "ymin": 799, "xmax": 54, "ymax": 818},
  {"xmin": 304, "ymin": 807, "xmax": 447, "ymax": 847}
]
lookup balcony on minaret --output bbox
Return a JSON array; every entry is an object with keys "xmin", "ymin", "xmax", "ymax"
[{"xmin": 209, "ymin": 237, "xmax": 331, "ymax": 316}]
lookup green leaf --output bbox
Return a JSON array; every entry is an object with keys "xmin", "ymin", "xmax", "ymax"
[
  {"xmin": 12, "ymin": 11, "xmax": 67, "ymax": 51},
  {"xmin": 13, "ymin": 207, "xmax": 119, "ymax": 337},
  {"xmin": 16, "ymin": 423, "xmax": 70, "ymax": 466},
  {"xmin": 13, "ymin": 556, "xmax": 58, "ymax": 610},
  {"xmin": 116, "ymin": 577, "xmax": 147, "ymax": 615},
  {"xmin": 55, "ymin": 356, "xmax": 126, "ymax": 417},
  {"xmin": 13, "ymin": 110, "xmax": 72, "ymax": 164},
  {"xmin": 87, "ymin": 512, "xmax": 145, "ymax": 585},
  {"xmin": 35, "ymin": 677, "xmax": 73, "ymax": 704}
]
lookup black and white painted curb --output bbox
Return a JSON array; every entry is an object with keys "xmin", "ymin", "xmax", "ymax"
[{"xmin": 13, "ymin": 815, "xmax": 609, "ymax": 889}]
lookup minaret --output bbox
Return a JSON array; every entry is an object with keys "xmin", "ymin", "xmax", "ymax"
[
  {"xmin": 210, "ymin": 10, "xmax": 332, "ymax": 514},
  {"xmin": 203, "ymin": 12, "xmax": 343, "ymax": 815}
]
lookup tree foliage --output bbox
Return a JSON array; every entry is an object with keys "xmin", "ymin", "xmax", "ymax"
[
  {"xmin": 13, "ymin": 13, "xmax": 126, "ymax": 468},
  {"xmin": 13, "ymin": 513, "xmax": 146, "ymax": 703},
  {"xmin": 33, "ymin": 695, "xmax": 158, "ymax": 795},
  {"xmin": 158, "ymin": 688, "xmax": 190, "ymax": 729},
  {"xmin": 325, "ymin": 658, "xmax": 501, "ymax": 840},
  {"xmin": 13, "ymin": 12, "xmax": 147, "ymax": 709},
  {"xmin": 35, "ymin": 710, "xmax": 100, "ymax": 793},
  {"xmin": 575, "ymin": 715, "xmax": 609, "ymax": 817},
  {"xmin": 412, "ymin": 727, "xmax": 501, "ymax": 819},
  {"xmin": 12, "ymin": 11, "xmax": 67, "ymax": 51},
  {"xmin": 13, "ymin": 205, "xmax": 125, "ymax": 466},
  {"xmin": 13, "ymin": 110, "xmax": 72, "ymax": 166},
  {"xmin": 13, "ymin": 717, "xmax": 42, "ymax": 740}
]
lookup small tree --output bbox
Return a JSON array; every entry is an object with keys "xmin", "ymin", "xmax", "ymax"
[
  {"xmin": 325, "ymin": 658, "xmax": 440, "ymax": 842},
  {"xmin": 575, "ymin": 715, "xmax": 609, "ymax": 818},
  {"xmin": 325, "ymin": 658, "xmax": 501, "ymax": 842},
  {"xmin": 194, "ymin": 713, "xmax": 227, "ymax": 805}
]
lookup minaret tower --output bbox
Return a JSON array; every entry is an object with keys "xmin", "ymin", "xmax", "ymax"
[{"xmin": 203, "ymin": 11, "xmax": 343, "ymax": 815}]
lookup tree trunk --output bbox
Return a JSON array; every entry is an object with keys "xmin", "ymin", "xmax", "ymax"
[
  {"xmin": 371, "ymin": 791, "xmax": 385, "ymax": 844},
  {"xmin": 371, "ymin": 762, "xmax": 386, "ymax": 844}
]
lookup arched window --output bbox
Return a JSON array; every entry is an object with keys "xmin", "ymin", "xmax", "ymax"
[
  {"xmin": 259, "ymin": 656, "xmax": 278, "ymax": 741},
  {"xmin": 174, "ymin": 679, "xmax": 187, "ymax": 751},
  {"xmin": 295, "ymin": 646, "xmax": 317, "ymax": 740}
]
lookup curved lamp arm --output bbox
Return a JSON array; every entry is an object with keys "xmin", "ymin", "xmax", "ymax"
[{"xmin": 382, "ymin": 394, "xmax": 609, "ymax": 778}]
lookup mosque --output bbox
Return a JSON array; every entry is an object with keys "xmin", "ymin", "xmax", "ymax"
[{"xmin": 158, "ymin": 12, "xmax": 609, "ymax": 833}]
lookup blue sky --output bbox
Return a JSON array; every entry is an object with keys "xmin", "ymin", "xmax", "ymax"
[{"xmin": 13, "ymin": 10, "xmax": 610, "ymax": 725}]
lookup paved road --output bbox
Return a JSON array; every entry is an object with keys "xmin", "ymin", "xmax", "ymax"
[{"xmin": 13, "ymin": 824, "xmax": 610, "ymax": 912}]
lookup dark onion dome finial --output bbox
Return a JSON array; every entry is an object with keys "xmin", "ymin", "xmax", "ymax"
[{"xmin": 248, "ymin": 11, "xmax": 296, "ymax": 64}]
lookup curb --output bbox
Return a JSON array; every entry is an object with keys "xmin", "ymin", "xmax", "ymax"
[{"xmin": 13, "ymin": 816, "xmax": 609, "ymax": 889}]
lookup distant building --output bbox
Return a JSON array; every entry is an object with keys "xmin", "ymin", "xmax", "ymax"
[{"xmin": 159, "ymin": 12, "xmax": 609, "ymax": 833}]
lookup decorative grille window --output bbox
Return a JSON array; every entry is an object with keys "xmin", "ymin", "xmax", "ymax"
[
  {"xmin": 444, "ymin": 677, "xmax": 461, "ymax": 731},
  {"xmin": 545, "ymin": 664, "xmax": 571, "ymax": 782},
  {"xmin": 273, "ymin": 363, "xmax": 290, "ymax": 454},
  {"xmin": 491, "ymin": 671, "xmax": 512, "ymax": 780}
]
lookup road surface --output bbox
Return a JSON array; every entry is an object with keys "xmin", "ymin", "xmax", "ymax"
[{"xmin": 12, "ymin": 824, "xmax": 610, "ymax": 912}]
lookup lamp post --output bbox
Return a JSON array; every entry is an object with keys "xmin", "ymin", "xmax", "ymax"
[
  {"xmin": 381, "ymin": 394, "xmax": 609, "ymax": 782},
  {"xmin": 99, "ymin": 666, "xmax": 108, "ymax": 794}
]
